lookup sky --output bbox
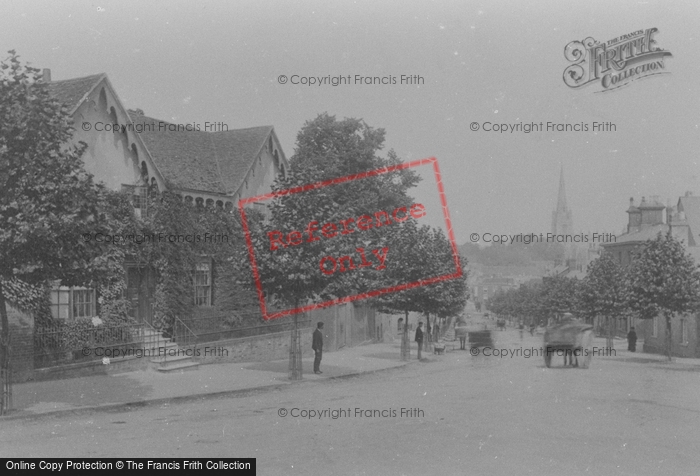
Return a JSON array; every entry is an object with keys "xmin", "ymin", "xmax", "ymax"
[{"xmin": 1, "ymin": 0, "xmax": 699, "ymax": 246}]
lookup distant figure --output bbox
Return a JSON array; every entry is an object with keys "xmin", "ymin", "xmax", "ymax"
[
  {"xmin": 415, "ymin": 322, "xmax": 424, "ymax": 360},
  {"xmin": 456, "ymin": 319, "xmax": 467, "ymax": 350},
  {"xmin": 434, "ymin": 323, "xmax": 440, "ymax": 342},
  {"xmin": 312, "ymin": 322, "xmax": 324, "ymax": 374},
  {"xmin": 529, "ymin": 322, "xmax": 536, "ymax": 336},
  {"xmin": 627, "ymin": 327, "xmax": 637, "ymax": 352}
]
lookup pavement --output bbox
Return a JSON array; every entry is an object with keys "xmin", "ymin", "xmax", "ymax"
[
  {"xmin": 5, "ymin": 326, "xmax": 700, "ymax": 422},
  {"xmin": 2, "ymin": 338, "xmax": 425, "ymax": 421}
]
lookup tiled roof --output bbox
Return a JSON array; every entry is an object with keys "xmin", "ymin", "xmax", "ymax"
[
  {"xmin": 211, "ymin": 126, "xmax": 274, "ymax": 195},
  {"xmin": 607, "ymin": 224, "xmax": 667, "ymax": 245},
  {"xmin": 46, "ymin": 74, "xmax": 105, "ymax": 113},
  {"xmin": 129, "ymin": 112, "xmax": 273, "ymax": 195},
  {"xmin": 46, "ymin": 73, "xmax": 276, "ymax": 197}
]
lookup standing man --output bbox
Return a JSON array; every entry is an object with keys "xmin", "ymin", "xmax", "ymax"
[
  {"xmin": 312, "ymin": 322, "xmax": 324, "ymax": 374},
  {"xmin": 627, "ymin": 326, "xmax": 637, "ymax": 352},
  {"xmin": 415, "ymin": 322, "xmax": 424, "ymax": 360}
]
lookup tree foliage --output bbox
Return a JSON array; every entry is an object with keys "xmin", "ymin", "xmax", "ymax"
[
  {"xmin": 627, "ymin": 232, "xmax": 700, "ymax": 359},
  {"xmin": 0, "ymin": 51, "xmax": 128, "ymax": 381},
  {"xmin": 488, "ymin": 276, "xmax": 581, "ymax": 324},
  {"xmin": 247, "ymin": 113, "xmax": 424, "ymax": 311}
]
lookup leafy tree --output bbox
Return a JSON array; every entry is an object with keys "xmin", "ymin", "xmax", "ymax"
[
  {"xmin": 539, "ymin": 276, "xmax": 581, "ymax": 321},
  {"xmin": 626, "ymin": 231, "xmax": 700, "ymax": 360},
  {"xmin": 245, "ymin": 114, "xmax": 421, "ymax": 377},
  {"xmin": 0, "ymin": 51, "xmax": 125, "ymax": 413},
  {"xmin": 578, "ymin": 252, "xmax": 627, "ymax": 348},
  {"xmin": 374, "ymin": 223, "xmax": 467, "ymax": 359}
]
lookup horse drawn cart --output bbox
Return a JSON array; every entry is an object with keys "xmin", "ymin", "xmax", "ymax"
[{"xmin": 543, "ymin": 321, "xmax": 594, "ymax": 369}]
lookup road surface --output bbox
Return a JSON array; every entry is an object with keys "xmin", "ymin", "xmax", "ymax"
[{"xmin": 2, "ymin": 329, "xmax": 699, "ymax": 475}]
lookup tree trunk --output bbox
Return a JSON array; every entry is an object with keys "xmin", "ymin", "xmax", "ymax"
[
  {"xmin": 400, "ymin": 310, "xmax": 410, "ymax": 361},
  {"xmin": 0, "ymin": 282, "xmax": 10, "ymax": 415},
  {"xmin": 666, "ymin": 312, "xmax": 673, "ymax": 361},
  {"xmin": 424, "ymin": 313, "xmax": 432, "ymax": 353},
  {"xmin": 289, "ymin": 305, "xmax": 303, "ymax": 380},
  {"xmin": 606, "ymin": 316, "xmax": 614, "ymax": 350}
]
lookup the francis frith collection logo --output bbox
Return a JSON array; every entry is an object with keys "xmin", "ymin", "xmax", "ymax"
[{"xmin": 563, "ymin": 28, "xmax": 672, "ymax": 93}]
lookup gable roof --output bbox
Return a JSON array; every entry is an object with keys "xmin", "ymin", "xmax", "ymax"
[
  {"xmin": 211, "ymin": 125, "xmax": 275, "ymax": 195},
  {"xmin": 605, "ymin": 224, "xmax": 667, "ymax": 246},
  {"xmin": 45, "ymin": 72, "xmax": 282, "ymax": 197},
  {"xmin": 129, "ymin": 111, "xmax": 275, "ymax": 196},
  {"xmin": 46, "ymin": 73, "xmax": 106, "ymax": 114}
]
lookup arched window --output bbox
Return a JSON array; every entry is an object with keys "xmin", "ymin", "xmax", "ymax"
[
  {"xmin": 140, "ymin": 162, "xmax": 149, "ymax": 184},
  {"xmin": 206, "ymin": 198, "xmax": 214, "ymax": 208},
  {"xmin": 216, "ymin": 200, "xmax": 223, "ymax": 209},
  {"xmin": 195, "ymin": 197, "xmax": 204, "ymax": 208},
  {"xmin": 185, "ymin": 195, "xmax": 194, "ymax": 205}
]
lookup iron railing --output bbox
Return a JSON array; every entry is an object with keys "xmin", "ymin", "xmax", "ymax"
[{"xmin": 32, "ymin": 320, "xmax": 147, "ymax": 368}]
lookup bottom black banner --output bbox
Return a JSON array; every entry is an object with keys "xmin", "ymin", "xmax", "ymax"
[{"xmin": 3, "ymin": 459, "xmax": 255, "ymax": 474}]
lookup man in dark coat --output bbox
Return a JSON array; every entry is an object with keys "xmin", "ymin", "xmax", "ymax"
[
  {"xmin": 627, "ymin": 326, "xmax": 637, "ymax": 352},
  {"xmin": 415, "ymin": 322, "xmax": 424, "ymax": 360},
  {"xmin": 312, "ymin": 322, "xmax": 324, "ymax": 374}
]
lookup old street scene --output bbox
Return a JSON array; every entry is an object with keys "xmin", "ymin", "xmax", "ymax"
[{"xmin": 2, "ymin": 2, "xmax": 700, "ymax": 475}]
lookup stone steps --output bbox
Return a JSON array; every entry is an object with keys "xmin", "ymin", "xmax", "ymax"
[{"xmin": 142, "ymin": 327, "xmax": 199, "ymax": 373}]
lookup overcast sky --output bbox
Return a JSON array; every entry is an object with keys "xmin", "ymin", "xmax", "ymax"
[{"xmin": 2, "ymin": 0, "xmax": 699, "ymax": 245}]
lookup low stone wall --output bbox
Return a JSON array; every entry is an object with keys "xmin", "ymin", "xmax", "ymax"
[
  {"xmin": 194, "ymin": 329, "xmax": 313, "ymax": 365},
  {"xmin": 31, "ymin": 355, "xmax": 149, "ymax": 382}
]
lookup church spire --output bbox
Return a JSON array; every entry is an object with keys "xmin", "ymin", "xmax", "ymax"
[
  {"xmin": 556, "ymin": 164, "xmax": 568, "ymax": 213},
  {"xmin": 552, "ymin": 164, "xmax": 573, "ymax": 235}
]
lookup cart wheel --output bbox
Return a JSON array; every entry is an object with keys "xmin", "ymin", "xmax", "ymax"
[{"xmin": 544, "ymin": 350, "xmax": 552, "ymax": 368}]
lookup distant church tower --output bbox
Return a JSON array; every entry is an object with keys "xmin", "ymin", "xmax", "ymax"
[{"xmin": 552, "ymin": 165, "xmax": 573, "ymax": 235}]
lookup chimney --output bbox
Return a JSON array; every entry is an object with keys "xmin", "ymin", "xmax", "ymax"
[
  {"xmin": 626, "ymin": 197, "xmax": 641, "ymax": 233},
  {"xmin": 42, "ymin": 68, "xmax": 51, "ymax": 82}
]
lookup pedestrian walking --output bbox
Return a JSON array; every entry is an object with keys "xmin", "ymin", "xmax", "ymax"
[
  {"xmin": 627, "ymin": 326, "xmax": 637, "ymax": 352},
  {"xmin": 415, "ymin": 322, "xmax": 424, "ymax": 360},
  {"xmin": 312, "ymin": 322, "xmax": 324, "ymax": 374}
]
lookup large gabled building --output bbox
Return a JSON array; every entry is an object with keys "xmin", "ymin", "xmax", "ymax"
[{"xmin": 42, "ymin": 69, "xmax": 288, "ymax": 325}]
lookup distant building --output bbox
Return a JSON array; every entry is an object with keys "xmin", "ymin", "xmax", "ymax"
[
  {"xmin": 547, "ymin": 165, "xmax": 600, "ymax": 278},
  {"xmin": 602, "ymin": 193, "xmax": 700, "ymax": 357}
]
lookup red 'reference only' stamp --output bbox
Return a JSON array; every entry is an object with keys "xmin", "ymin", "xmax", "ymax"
[{"xmin": 238, "ymin": 157, "xmax": 461, "ymax": 320}]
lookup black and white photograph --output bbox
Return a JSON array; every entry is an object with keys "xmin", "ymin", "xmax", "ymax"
[{"xmin": 1, "ymin": 1, "xmax": 700, "ymax": 474}]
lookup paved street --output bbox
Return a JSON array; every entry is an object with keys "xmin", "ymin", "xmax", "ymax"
[{"xmin": 2, "ymin": 329, "xmax": 700, "ymax": 475}]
